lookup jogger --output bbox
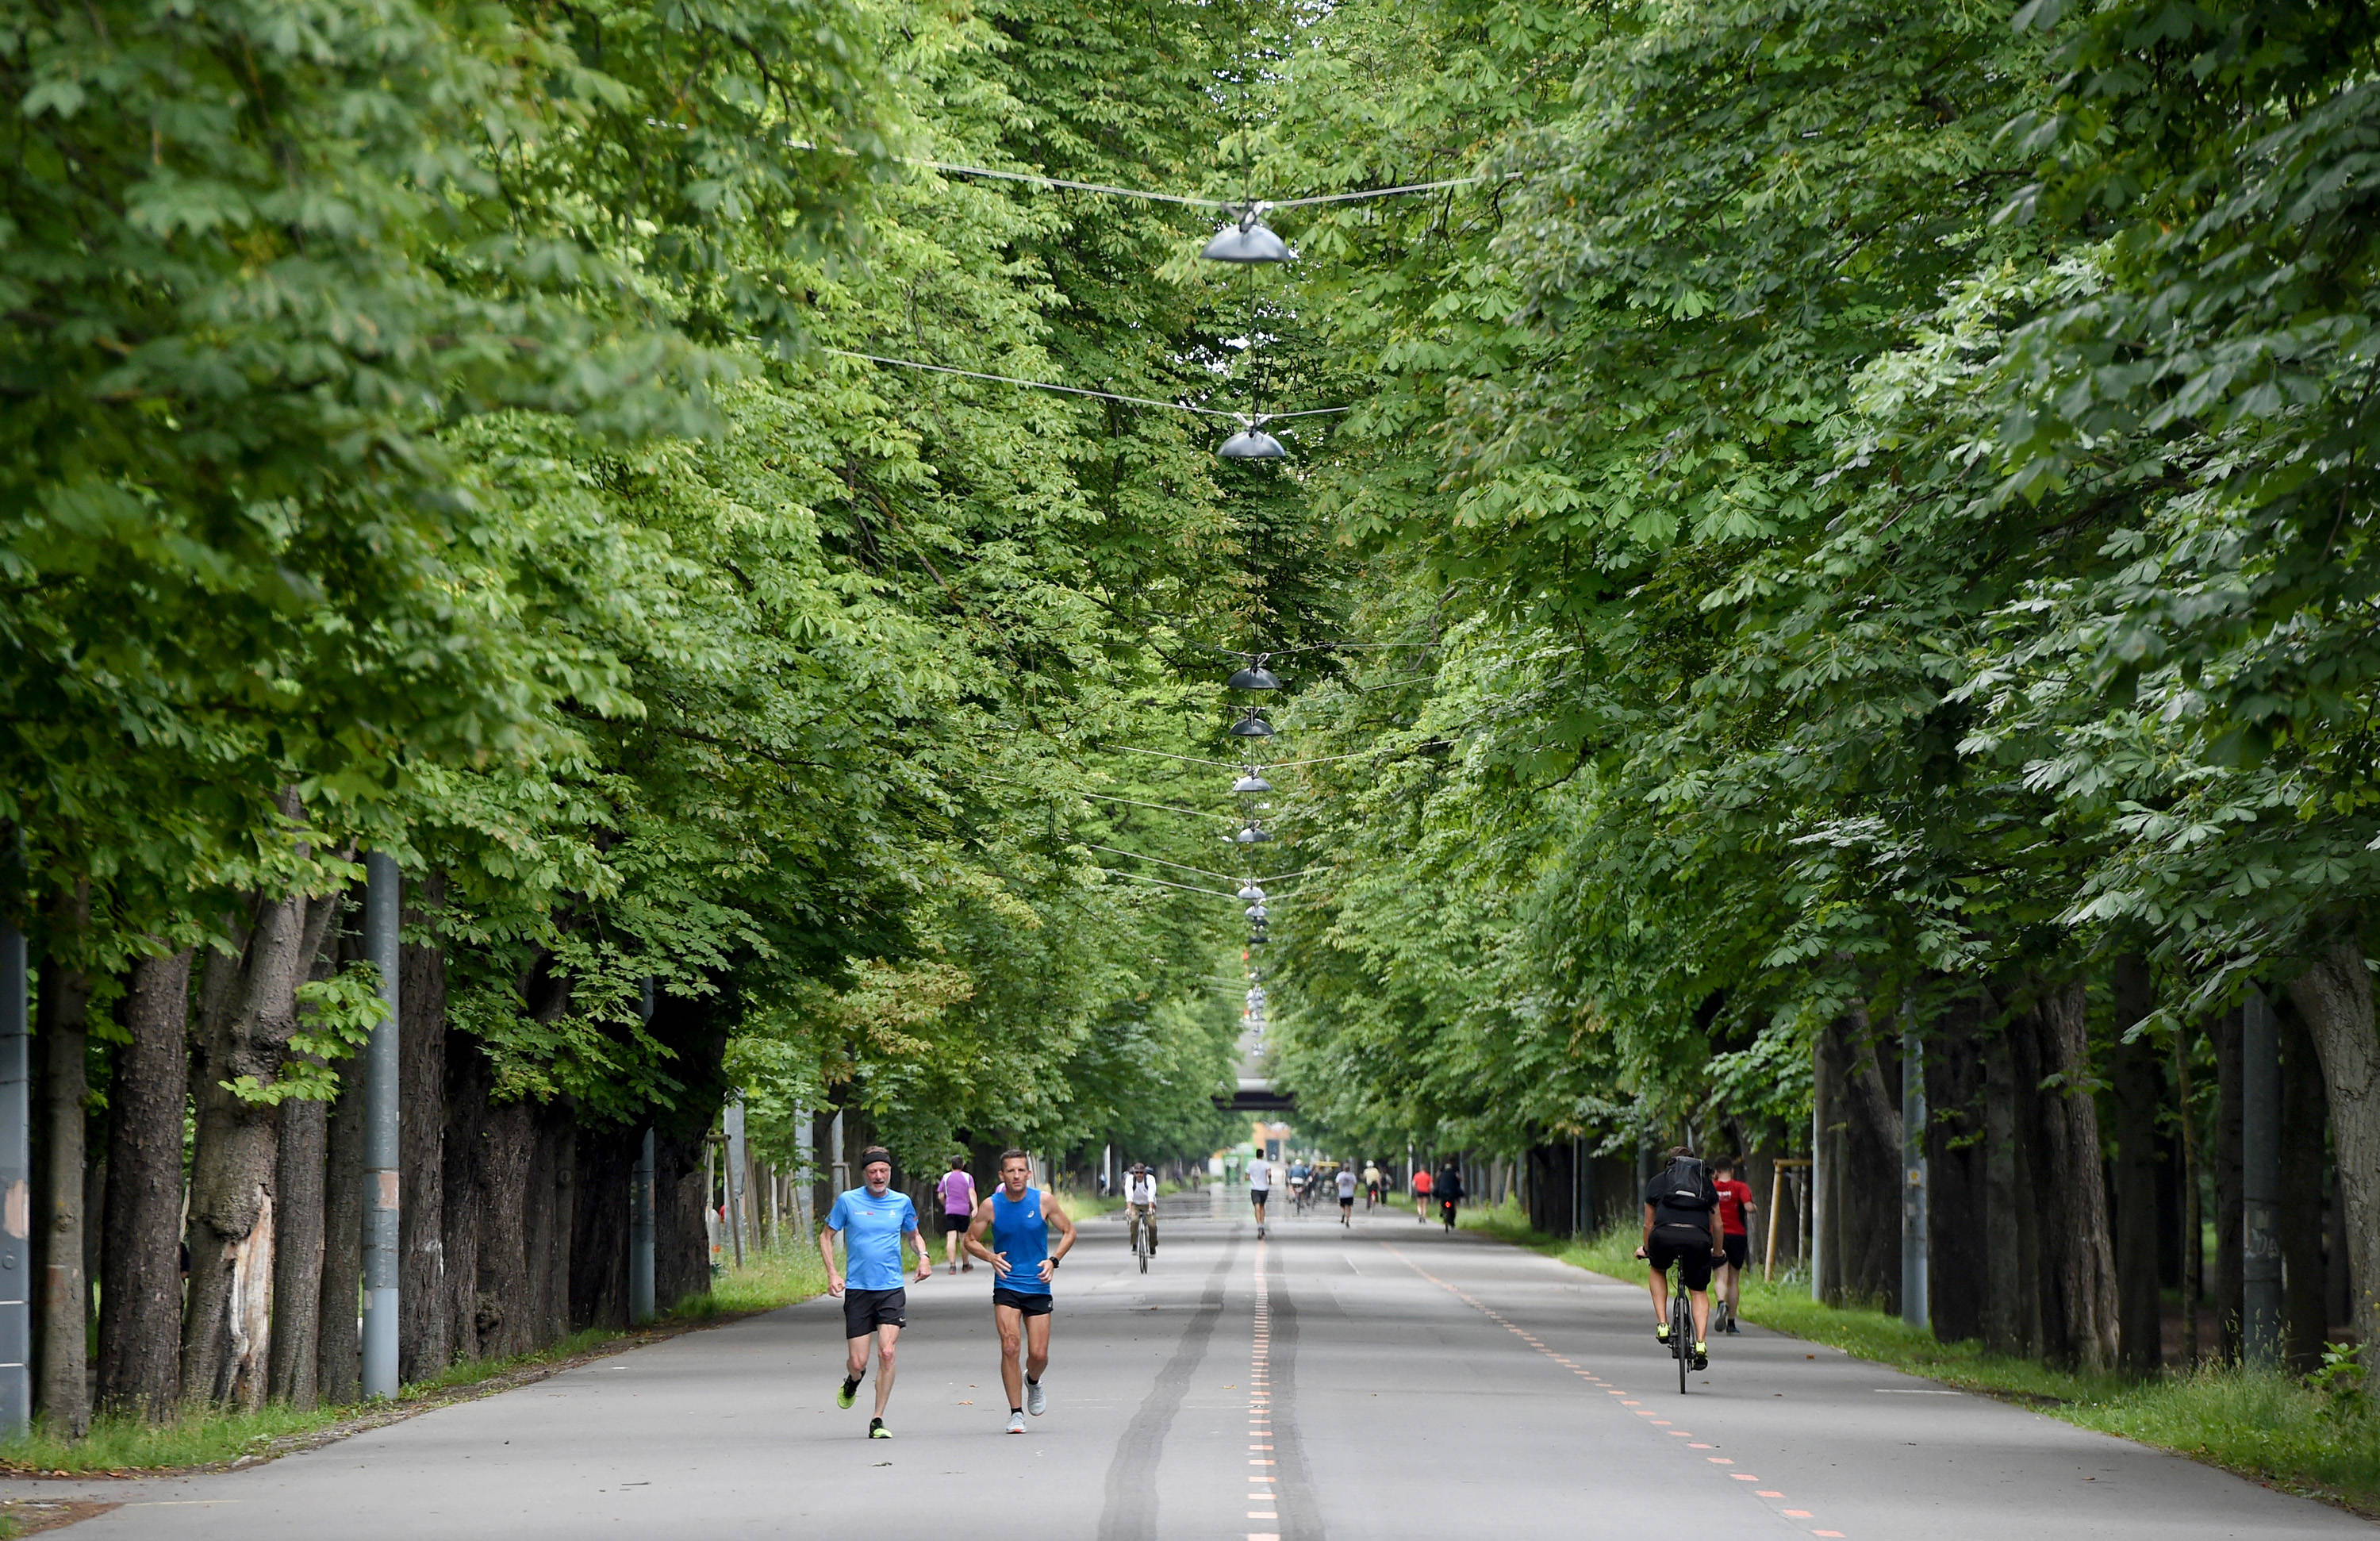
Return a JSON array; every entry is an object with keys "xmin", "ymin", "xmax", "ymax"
[
  {"xmin": 820, "ymin": 1147, "xmax": 930, "ymax": 1439},
  {"xmin": 967, "ymin": 1149, "xmax": 1077, "ymax": 1433}
]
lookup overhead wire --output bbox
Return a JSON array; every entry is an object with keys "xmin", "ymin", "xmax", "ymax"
[{"xmin": 827, "ymin": 350, "xmax": 1351, "ymax": 424}]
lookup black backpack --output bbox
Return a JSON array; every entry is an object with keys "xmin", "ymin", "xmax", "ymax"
[{"xmin": 1649, "ymin": 1155, "xmax": 1717, "ymax": 1239}]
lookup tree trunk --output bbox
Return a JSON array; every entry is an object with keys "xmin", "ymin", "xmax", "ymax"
[
  {"xmin": 523, "ymin": 1105, "xmax": 573, "ymax": 1351},
  {"xmin": 2109, "ymin": 955, "xmax": 2163, "ymax": 1374},
  {"xmin": 474, "ymin": 1099, "xmax": 536, "ymax": 1358},
  {"xmin": 397, "ymin": 891, "xmax": 447, "ymax": 1383},
  {"xmin": 318, "ymin": 1074, "xmax": 363, "ymax": 1405},
  {"xmin": 441, "ymin": 1038, "xmax": 488, "ymax": 1368},
  {"xmin": 34, "ymin": 890, "xmax": 94, "ymax": 1435},
  {"xmin": 2028, "ymin": 980, "xmax": 2119, "ymax": 1371},
  {"xmin": 267, "ymin": 1097, "xmax": 326, "ymax": 1407},
  {"xmin": 1925, "ymin": 990, "xmax": 1990, "ymax": 1344},
  {"xmin": 1832, "ymin": 1009, "xmax": 1903, "ymax": 1310},
  {"xmin": 97, "ymin": 948, "xmax": 191, "ymax": 1420},
  {"xmin": 655, "ymin": 1131, "xmax": 710, "ymax": 1312},
  {"xmin": 2285, "ymin": 935, "xmax": 2380, "ymax": 1372},
  {"xmin": 182, "ymin": 858, "xmax": 333, "ymax": 1408},
  {"xmin": 2213, "ymin": 1004, "xmax": 2244, "ymax": 1362},
  {"xmin": 570, "ymin": 1124, "xmax": 636, "ymax": 1332},
  {"xmin": 1983, "ymin": 1013, "xmax": 2028, "ymax": 1355},
  {"xmin": 2278, "ymin": 1005, "xmax": 2328, "ymax": 1372}
]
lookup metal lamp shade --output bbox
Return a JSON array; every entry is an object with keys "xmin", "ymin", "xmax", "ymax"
[
  {"xmin": 1227, "ymin": 664, "xmax": 1282, "ymax": 690},
  {"xmin": 1238, "ymin": 883, "xmax": 1265, "ymax": 901},
  {"xmin": 1236, "ymin": 824, "xmax": 1273, "ymax": 844},
  {"xmin": 1219, "ymin": 428, "xmax": 1286, "ymax": 460},
  {"xmin": 1228, "ymin": 713, "xmax": 1275, "ymax": 738},
  {"xmin": 1233, "ymin": 772, "xmax": 1273, "ymax": 794},
  {"xmin": 1246, "ymin": 905, "xmax": 1269, "ymax": 920},
  {"xmin": 1200, "ymin": 218, "xmax": 1290, "ymax": 263}
]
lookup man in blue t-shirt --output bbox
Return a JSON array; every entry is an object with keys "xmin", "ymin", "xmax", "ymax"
[{"xmin": 819, "ymin": 1146, "xmax": 930, "ymax": 1439}]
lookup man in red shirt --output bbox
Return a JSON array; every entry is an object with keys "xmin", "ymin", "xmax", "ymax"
[
  {"xmin": 1710, "ymin": 1157, "xmax": 1756, "ymax": 1334},
  {"xmin": 1412, "ymin": 1165, "xmax": 1433, "ymax": 1224}
]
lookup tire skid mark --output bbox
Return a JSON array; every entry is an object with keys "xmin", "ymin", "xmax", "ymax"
[{"xmin": 1095, "ymin": 1227, "xmax": 1242, "ymax": 1541}]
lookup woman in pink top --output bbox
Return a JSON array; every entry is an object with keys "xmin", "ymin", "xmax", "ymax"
[{"xmin": 938, "ymin": 1157, "xmax": 980, "ymax": 1272}]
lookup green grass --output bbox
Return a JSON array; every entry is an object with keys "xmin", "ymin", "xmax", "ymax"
[
  {"xmin": 0, "ymin": 1245, "xmax": 834, "ymax": 1476},
  {"xmin": 1461, "ymin": 1201, "xmax": 2380, "ymax": 1516}
]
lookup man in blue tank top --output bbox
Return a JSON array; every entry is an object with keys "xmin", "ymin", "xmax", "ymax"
[
  {"xmin": 819, "ymin": 1146, "xmax": 929, "ymax": 1439},
  {"xmin": 964, "ymin": 1149, "xmax": 1076, "ymax": 1435}
]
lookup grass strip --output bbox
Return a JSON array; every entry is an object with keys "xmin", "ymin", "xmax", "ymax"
[
  {"xmin": 0, "ymin": 1245, "xmax": 830, "ymax": 1477},
  {"xmin": 1457, "ymin": 1199, "xmax": 2380, "ymax": 1516}
]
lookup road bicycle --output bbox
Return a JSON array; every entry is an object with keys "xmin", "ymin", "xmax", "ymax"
[
  {"xmin": 1130, "ymin": 1206, "xmax": 1154, "ymax": 1273},
  {"xmin": 1669, "ymin": 1269, "xmax": 1694, "ymax": 1393}
]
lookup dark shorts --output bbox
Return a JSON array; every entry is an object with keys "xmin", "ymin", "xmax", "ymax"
[
  {"xmin": 1339, "ymin": 1194, "xmax": 1354, "ymax": 1208},
  {"xmin": 843, "ymin": 1286, "xmax": 907, "ymax": 1338},
  {"xmin": 1721, "ymin": 1232, "xmax": 1749, "ymax": 1270},
  {"xmin": 992, "ymin": 1288, "xmax": 1054, "ymax": 1318},
  {"xmin": 938, "ymin": 1212, "xmax": 971, "ymax": 1235},
  {"xmin": 1648, "ymin": 1235, "xmax": 1717, "ymax": 1292},
  {"xmin": 1250, "ymin": 1190, "xmax": 1271, "ymax": 1209}
]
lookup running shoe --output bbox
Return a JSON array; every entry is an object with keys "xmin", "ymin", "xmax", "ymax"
[
  {"xmin": 1026, "ymin": 1378, "xmax": 1047, "ymax": 1416},
  {"xmin": 837, "ymin": 1377, "xmax": 858, "ymax": 1410},
  {"xmin": 1724, "ymin": 1320, "xmax": 1741, "ymax": 1335},
  {"xmin": 1654, "ymin": 1321, "xmax": 1670, "ymax": 1345},
  {"xmin": 1006, "ymin": 1410, "xmax": 1026, "ymax": 1435},
  {"xmin": 869, "ymin": 1418, "xmax": 892, "ymax": 1439},
  {"xmin": 1691, "ymin": 1343, "xmax": 1709, "ymax": 1371}
]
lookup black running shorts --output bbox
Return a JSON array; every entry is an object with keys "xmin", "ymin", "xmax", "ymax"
[
  {"xmin": 992, "ymin": 1287, "xmax": 1054, "ymax": 1317},
  {"xmin": 1722, "ymin": 1232, "xmax": 1749, "ymax": 1270},
  {"xmin": 843, "ymin": 1286, "xmax": 907, "ymax": 1337},
  {"xmin": 937, "ymin": 1212, "xmax": 970, "ymax": 1235},
  {"xmin": 1647, "ymin": 1235, "xmax": 1717, "ymax": 1292}
]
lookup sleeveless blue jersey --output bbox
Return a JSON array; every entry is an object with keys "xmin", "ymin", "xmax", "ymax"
[{"xmin": 989, "ymin": 1186, "xmax": 1052, "ymax": 1297}]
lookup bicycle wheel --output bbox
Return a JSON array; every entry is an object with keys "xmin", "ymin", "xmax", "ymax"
[{"xmin": 1673, "ymin": 1291, "xmax": 1691, "ymax": 1394}]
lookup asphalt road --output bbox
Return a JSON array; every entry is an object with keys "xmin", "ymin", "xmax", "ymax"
[{"xmin": 4, "ymin": 1186, "xmax": 2366, "ymax": 1539}]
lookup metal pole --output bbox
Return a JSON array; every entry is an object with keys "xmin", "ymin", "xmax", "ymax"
[
  {"xmin": 1902, "ymin": 1024, "xmax": 1929, "ymax": 1332},
  {"xmin": 630, "ymin": 1128, "xmax": 655, "ymax": 1323},
  {"xmin": 0, "ymin": 862, "xmax": 28, "ymax": 1435},
  {"xmin": 829, "ymin": 1110, "xmax": 846, "ymax": 1196},
  {"xmin": 1810, "ymin": 1098, "xmax": 1825, "ymax": 1303},
  {"xmin": 724, "ymin": 1097, "xmax": 747, "ymax": 1270},
  {"xmin": 631, "ymin": 978, "xmax": 654, "ymax": 1323},
  {"xmin": 360, "ymin": 851, "xmax": 401, "ymax": 1400},
  {"xmin": 2242, "ymin": 989, "xmax": 2282, "ymax": 1368}
]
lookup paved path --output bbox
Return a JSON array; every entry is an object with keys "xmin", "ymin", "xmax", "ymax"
[{"xmin": 5, "ymin": 1187, "xmax": 2366, "ymax": 1539}]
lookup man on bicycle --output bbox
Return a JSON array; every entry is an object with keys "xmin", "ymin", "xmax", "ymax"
[
  {"xmin": 1125, "ymin": 1162, "xmax": 1159, "ymax": 1255},
  {"xmin": 1362, "ymin": 1160, "xmax": 1383, "ymax": 1210},
  {"xmin": 1635, "ymin": 1144, "xmax": 1726, "ymax": 1371}
]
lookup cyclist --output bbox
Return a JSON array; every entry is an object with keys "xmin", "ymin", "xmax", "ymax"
[
  {"xmin": 1634, "ymin": 1144, "xmax": 1726, "ymax": 1371},
  {"xmin": 1362, "ymin": 1159, "xmax": 1384, "ymax": 1210},
  {"xmin": 1125, "ymin": 1162, "xmax": 1159, "ymax": 1256},
  {"xmin": 1289, "ymin": 1159, "xmax": 1311, "ymax": 1215},
  {"xmin": 1435, "ymin": 1160, "xmax": 1466, "ymax": 1232},
  {"xmin": 1335, "ymin": 1163, "xmax": 1357, "ymax": 1226}
]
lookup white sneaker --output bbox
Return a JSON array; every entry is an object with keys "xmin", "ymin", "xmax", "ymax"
[
  {"xmin": 1006, "ymin": 1410, "xmax": 1026, "ymax": 1434},
  {"xmin": 1025, "ymin": 1379, "xmax": 1047, "ymax": 1417}
]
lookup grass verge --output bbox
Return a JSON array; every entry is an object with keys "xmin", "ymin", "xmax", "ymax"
[
  {"xmin": 0, "ymin": 1247, "xmax": 829, "ymax": 1478},
  {"xmin": 1458, "ymin": 1200, "xmax": 2380, "ymax": 1516}
]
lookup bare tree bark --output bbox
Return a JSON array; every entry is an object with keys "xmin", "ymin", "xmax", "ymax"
[
  {"xmin": 2029, "ymin": 980, "xmax": 2119, "ymax": 1371},
  {"xmin": 2285, "ymin": 935, "xmax": 2380, "ymax": 1371},
  {"xmin": 98, "ymin": 949, "xmax": 192, "ymax": 1419},
  {"xmin": 33, "ymin": 886, "xmax": 94, "ymax": 1435},
  {"xmin": 182, "ymin": 844, "xmax": 335, "ymax": 1408},
  {"xmin": 2278, "ymin": 1005, "xmax": 2329, "ymax": 1372},
  {"xmin": 2213, "ymin": 1005, "xmax": 2244, "ymax": 1362},
  {"xmin": 474, "ymin": 1098, "xmax": 536, "ymax": 1358},
  {"xmin": 318, "ymin": 1074, "xmax": 364, "ymax": 1405},
  {"xmin": 441, "ymin": 1038, "xmax": 488, "ymax": 1369},
  {"xmin": 2109, "ymin": 955, "xmax": 2163, "ymax": 1374},
  {"xmin": 1983, "ymin": 1016, "xmax": 2025, "ymax": 1355},
  {"xmin": 397, "ymin": 882, "xmax": 447, "ymax": 1382}
]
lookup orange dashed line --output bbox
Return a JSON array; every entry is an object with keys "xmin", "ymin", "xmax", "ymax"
[
  {"xmin": 1706, "ymin": 1457, "xmax": 1733, "ymax": 1465},
  {"xmin": 1730, "ymin": 1474, "xmax": 1759, "ymax": 1481},
  {"xmin": 1814, "ymin": 1531, "xmax": 1845, "ymax": 1538},
  {"xmin": 1756, "ymin": 1491, "xmax": 1783, "ymax": 1498},
  {"xmin": 1783, "ymin": 1511, "xmax": 1813, "ymax": 1518}
]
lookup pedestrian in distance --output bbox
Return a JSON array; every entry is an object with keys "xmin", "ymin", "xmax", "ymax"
[
  {"xmin": 1635, "ymin": 1144, "xmax": 1726, "ymax": 1371},
  {"xmin": 939, "ymin": 1155, "xmax": 979, "ymax": 1274},
  {"xmin": 820, "ymin": 1147, "xmax": 931, "ymax": 1439},
  {"xmin": 1412, "ymin": 1163, "xmax": 1433, "ymax": 1224},
  {"xmin": 966, "ymin": 1149, "xmax": 1077, "ymax": 1434},
  {"xmin": 1335, "ymin": 1163, "xmax": 1357, "ymax": 1226},
  {"xmin": 1710, "ymin": 1155, "xmax": 1756, "ymax": 1333},
  {"xmin": 1250, "ymin": 1155, "xmax": 1274, "ymax": 1238},
  {"xmin": 1436, "ymin": 1160, "xmax": 1466, "ymax": 1232}
]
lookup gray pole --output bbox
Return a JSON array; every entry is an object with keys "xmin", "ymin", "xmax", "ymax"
[
  {"xmin": 724, "ymin": 1097, "xmax": 747, "ymax": 1269},
  {"xmin": 2242, "ymin": 988, "xmax": 2282, "ymax": 1368},
  {"xmin": 630, "ymin": 978, "xmax": 654, "ymax": 1324},
  {"xmin": 0, "ymin": 870, "xmax": 28, "ymax": 1435},
  {"xmin": 1810, "ymin": 1099, "xmax": 1825, "ymax": 1303},
  {"xmin": 360, "ymin": 851, "xmax": 401, "ymax": 1400},
  {"xmin": 630, "ymin": 1128, "xmax": 655, "ymax": 1324},
  {"xmin": 1901, "ymin": 1024, "xmax": 1929, "ymax": 1331}
]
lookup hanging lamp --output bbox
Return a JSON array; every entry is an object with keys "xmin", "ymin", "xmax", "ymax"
[
  {"xmin": 1200, "ymin": 205, "xmax": 1289, "ymax": 263},
  {"xmin": 1228, "ymin": 713, "xmax": 1275, "ymax": 738},
  {"xmin": 1233, "ymin": 770, "xmax": 1273, "ymax": 794},
  {"xmin": 1246, "ymin": 904, "xmax": 1269, "ymax": 920},
  {"xmin": 1228, "ymin": 656, "xmax": 1282, "ymax": 690},
  {"xmin": 1219, "ymin": 423, "xmax": 1286, "ymax": 460},
  {"xmin": 1238, "ymin": 882, "xmax": 1265, "ymax": 901}
]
